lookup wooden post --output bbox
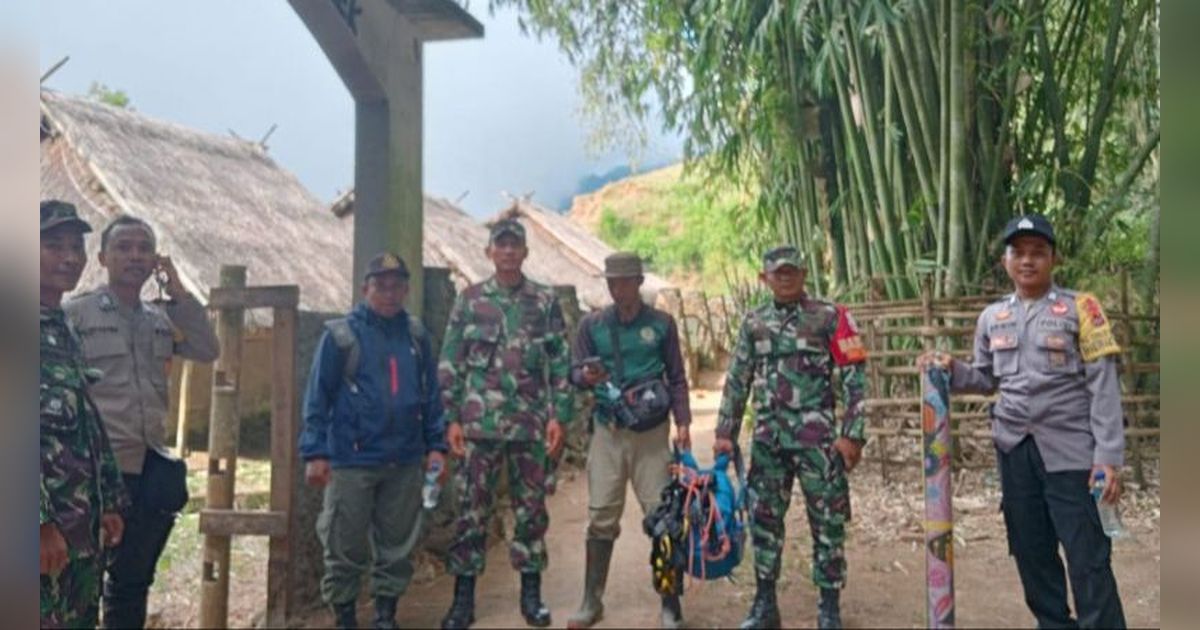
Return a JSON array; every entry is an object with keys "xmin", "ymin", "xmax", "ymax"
[
  {"xmin": 698, "ymin": 290, "xmax": 716, "ymax": 368},
  {"xmin": 1119, "ymin": 270, "xmax": 1145, "ymax": 487},
  {"xmin": 267, "ymin": 303, "xmax": 298, "ymax": 627},
  {"xmin": 175, "ymin": 360, "xmax": 193, "ymax": 456},
  {"xmin": 201, "ymin": 385, "xmax": 238, "ymax": 629},
  {"xmin": 200, "ymin": 265, "xmax": 246, "ymax": 629},
  {"xmin": 867, "ymin": 278, "xmax": 887, "ymax": 482}
]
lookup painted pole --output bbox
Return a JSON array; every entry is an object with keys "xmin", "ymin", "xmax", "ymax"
[{"xmin": 922, "ymin": 366, "xmax": 955, "ymax": 628}]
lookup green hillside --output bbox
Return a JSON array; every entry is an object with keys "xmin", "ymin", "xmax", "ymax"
[{"xmin": 569, "ymin": 163, "xmax": 763, "ymax": 295}]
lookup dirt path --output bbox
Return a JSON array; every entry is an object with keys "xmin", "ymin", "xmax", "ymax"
[{"xmin": 302, "ymin": 388, "xmax": 1160, "ymax": 628}]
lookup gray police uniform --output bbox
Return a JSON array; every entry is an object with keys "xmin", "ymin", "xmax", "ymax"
[
  {"xmin": 950, "ymin": 285, "xmax": 1126, "ymax": 628},
  {"xmin": 65, "ymin": 285, "xmax": 219, "ymax": 628}
]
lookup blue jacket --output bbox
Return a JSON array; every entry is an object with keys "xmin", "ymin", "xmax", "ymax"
[{"xmin": 299, "ymin": 304, "xmax": 448, "ymax": 467}]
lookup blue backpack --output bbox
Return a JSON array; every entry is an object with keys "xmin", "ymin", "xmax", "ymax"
[{"xmin": 644, "ymin": 446, "xmax": 749, "ymax": 594}]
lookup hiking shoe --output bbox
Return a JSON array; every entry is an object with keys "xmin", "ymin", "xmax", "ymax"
[
  {"xmin": 332, "ymin": 600, "xmax": 358, "ymax": 629},
  {"xmin": 373, "ymin": 595, "xmax": 398, "ymax": 630}
]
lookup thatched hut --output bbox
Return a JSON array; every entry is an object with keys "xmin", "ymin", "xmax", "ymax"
[
  {"xmin": 490, "ymin": 199, "xmax": 673, "ymax": 309},
  {"xmin": 333, "ymin": 192, "xmax": 675, "ymax": 311}
]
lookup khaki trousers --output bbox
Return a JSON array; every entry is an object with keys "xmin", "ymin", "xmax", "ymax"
[{"xmin": 585, "ymin": 420, "xmax": 673, "ymax": 540}]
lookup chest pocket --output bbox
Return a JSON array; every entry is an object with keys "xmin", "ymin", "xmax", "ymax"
[
  {"xmin": 150, "ymin": 323, "xmax": 174, "ymax": 385},
  {"xmin": 463, "ymin": 322, "xmax": 502, "ymax": 369},
  {"xmin": 988, "ymin": 330, "xmax": 1020, "ymax": 376},
  {"xmin": 80, "ymin": 331, "xmax": 131, "ymax": 386},
  {"xmin": 40, "ymin": 364, "xmax": 82, "ymax": 433},
  {"xmin": 1037, "ymin": 332, "xmax": 1079, "ymax": 374}
]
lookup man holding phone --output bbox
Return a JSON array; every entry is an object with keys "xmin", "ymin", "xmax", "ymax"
[
  {"xmin": 66, "ymin": 214, "xmax": 219, "ymax": 628},
  {"xmin": 566, "ymin": 252, "xmax": 691, "ymax": 629}
]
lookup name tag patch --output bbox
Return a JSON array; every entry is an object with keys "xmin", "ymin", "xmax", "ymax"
[{"xmin": 990, "ymin": 334, "xmax": 1018, "ymax": 351}]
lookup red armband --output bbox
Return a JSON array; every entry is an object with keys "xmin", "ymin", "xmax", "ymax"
[{"xmin": 831, "ymin": 305, "xmax": 867, "ymax": 366}]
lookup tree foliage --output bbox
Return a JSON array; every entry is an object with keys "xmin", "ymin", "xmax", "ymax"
[{"xmin": 491, "ymin": 0, "xmax": 1159, "ymax": 303}]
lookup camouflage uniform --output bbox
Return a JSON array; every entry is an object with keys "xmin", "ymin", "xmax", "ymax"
[
  {"xmin": 716, "ymin": 255, "xmax": 868, "ymax": 590},
  {"xmin": 41, "ymin": 304, "xmax": 128, "ymax": 628},
  {"xmin": 438, "ymin": 272, "xmax": 573, "ymax": 575}
]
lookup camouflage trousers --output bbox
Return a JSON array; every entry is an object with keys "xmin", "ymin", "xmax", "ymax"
[
  {"xmin": 447, "ymin": 439, "xmax": 549, "ymax": 576},
  {"xmin": 748, "ymin": 440, "xmax": 851, "ymax": 589},
  {"xmin": 40, "ymin": 552, "xmax": 102, "ymax": 629}
]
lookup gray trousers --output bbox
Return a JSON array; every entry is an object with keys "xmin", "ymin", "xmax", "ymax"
[{"xmin": 317, "ymin": 463, "xmax": 423, "ymax": 605}]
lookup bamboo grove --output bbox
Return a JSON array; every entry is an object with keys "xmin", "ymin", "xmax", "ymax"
[{"xmin": 491, "ymin": 0, "xmax": 1160, "ymax": 302}]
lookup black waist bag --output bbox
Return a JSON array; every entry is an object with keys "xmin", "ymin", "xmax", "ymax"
[
  {"xmin": 141, "ymin": 448, "xmax": 189, "ymax": 514},
  {"xmin": 618, "ymin": 375, "xmax": 672, "ymax": 432}
]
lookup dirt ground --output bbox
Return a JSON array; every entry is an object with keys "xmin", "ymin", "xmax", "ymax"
[{"xmin": 292, "ymin": 387, "xmax": 1160, "ymax": 629}]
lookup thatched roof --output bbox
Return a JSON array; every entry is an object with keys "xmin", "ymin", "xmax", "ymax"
[
  {"xmin": 40, "ymin": 89, "xmax": 355, "ymax": 316},
  {"xmin": 331, "ymin": 189, "xmax": 495, "ymax": 290},
  {"xmin": 490, "ymin": 200, "xmax": 673, "ymax": 309},
  {"xmin": 333, "ymin": 193, "xmax": 675, "ymax": 310},
  {"xmin": 40, "ymin": 90, "xmax": 499, "ymax": 319}
]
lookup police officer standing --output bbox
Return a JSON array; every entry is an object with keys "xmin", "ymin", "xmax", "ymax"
[
  {"xmin": 438, "ymin": 219, "xmax": 573, "ymax": 629},
  {"xmin": 566, "ymin": 252, "xmax": 692, "ymax": 629},
  {"xmin": 714, "ymin": 245, "xmax": 868, "ymax": 630},
  {"xmin": 300, "ymin": 252, "xmax": 448, "ymax": 629},
  {"xmin": 919, "ymin": 214, "xmax": 1127, "ymax": 628},
  {"xmin": 64, "ymin": 214, "xmax": 220, "ymax": 628},
  {"xmin": 40, "ymin": 200, "xmax": 128, "ymax": 628}
]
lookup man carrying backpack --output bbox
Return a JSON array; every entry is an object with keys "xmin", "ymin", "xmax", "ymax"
[
  {"xmin": 566, "ymin": 252, "xmax": 692, "ymax": 629},
  {"xmin": 714, "ymin": 245, "xmax": 869, "ymax": 630},
  {"xmin": 299, "ymin": 252, "xmax": 448, "ymax": 629}
]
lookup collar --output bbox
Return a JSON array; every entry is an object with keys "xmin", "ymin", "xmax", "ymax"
[
  {"xmin": 1007, "ymin": 284, "xmax": 1062, "ymax": 305},
  {"xmin": 484, "ymin": 274, "xmax": 526, "ymax": 297},
  {"xmin": 609, "ymin": 301, "xmax": 645, "ymax": 326},
  {"xmin": 355, "ymin": 303, "xmax": 409, "ymax": 332}
]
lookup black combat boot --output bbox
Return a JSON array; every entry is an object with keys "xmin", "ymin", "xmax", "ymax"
[
  {"xmin": 567, "ymin": 538, "xmax": 614, "ymax": 628},
  {"xmin": 441, "ymin": 575, "xmax": 476, "ymax": 629},
  {"xmin": 332, "ymin": 600, "xmax": 358, "ymax": 629},
  {"xmin": 739, "ymin": 577, "xmax": 781, "ymax": 629},
  {"xmin": 373, "ymin": 595, "xmax": 398, "ymax": 630},
  {"xmin": 817, "ymin": 587, "xmax": 842, "ymax": 629},
  {"xmin": 519, "ymin": 571, "xmax": 552, "ymax": 627},
  {"xmin": 660, "ymin": 594, "xmax": 683, "ymax": 629}
]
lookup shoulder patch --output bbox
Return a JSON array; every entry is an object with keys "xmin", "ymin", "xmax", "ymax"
[
  {"xmin": 831, "ymin": 305, "xmax": 867, "ymax": 366},
  {"xmin": 1075, "ymin": 293, "xmax": 1120, "ymax": 362}
]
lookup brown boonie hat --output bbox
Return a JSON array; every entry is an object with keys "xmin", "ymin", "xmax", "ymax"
[
  {"xmin": 762, "ymin": 245, "xmax": 806, "ymax": 272},
  {"xmin": 601, "ymin": 252, "xmax": 643, "ymax": 278},
  {"xmin": 363, "ymin": 252, "xmax": 410, "ymax": 281},
  {"xmin": 41, "ymin": 200, "xmax": 92, "ymax": 233},
  {"xmin": 488, "ymin": 219, "xmax": 526, "ymax": 245}
]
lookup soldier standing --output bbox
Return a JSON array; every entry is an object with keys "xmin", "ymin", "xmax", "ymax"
[
  {"xmin": 40, "ymin": 200, "xmax": 128, "ymax": 628},
  {"xmin": 65, "ymin": 215, "xmax": 220, "ymax": 629},
  {"xmin": 714, "ymin": 245, "xmax": 868, "ymax": 630},
  {"xmin": 566, "ymin": 252, "xmax": 692, "ymax": 629},
  {"xmin": 919, "ymin": 215, "xmax": 1127, "ymax": 628},
  {"xmin": 438, "ymin": 219, "xmax": 573, "ymax": 629}
]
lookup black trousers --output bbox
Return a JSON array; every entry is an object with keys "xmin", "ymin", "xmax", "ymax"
[
  {"xmin": 102, "ymin": 473, "xmax": 177, "ymax": 629},
  {"xmin": 998, "ymin": 436, "xmax": 1126, "ymax": 629}
]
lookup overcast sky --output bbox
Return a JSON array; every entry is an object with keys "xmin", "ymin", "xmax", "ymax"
[{"xmin": 37, "ymin": 1, "xmax": 683, "ymax": 217}]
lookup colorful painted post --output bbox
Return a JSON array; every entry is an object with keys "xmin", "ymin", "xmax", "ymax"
[{"xmin": 922, "ymin": 366, "xmax": 955, "ymax": 628}]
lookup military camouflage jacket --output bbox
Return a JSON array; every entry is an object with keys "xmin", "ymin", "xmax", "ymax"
[
  {"xmin": 716, "ymin": 296, "xmax": 868, "ymax": 449},
  {"xmin": 438, "ymin": 275, "xmax": 573, "ymax": 441},
  {"xmin": 40, "ymin": 305, "xmax": 127, "ymax": 557}
]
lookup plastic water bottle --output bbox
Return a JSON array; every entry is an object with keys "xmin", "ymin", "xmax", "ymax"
[
  {"xmin": 422, "ymin": 459, "xmax": 443, "ymax": 510},
  {"xmin": 1091, "ymin": 470, "xmax": 1127, "ymax": 539},
  {"xmin": 600, "ymin": 380, "xmax": 622, "ymax": 403}
]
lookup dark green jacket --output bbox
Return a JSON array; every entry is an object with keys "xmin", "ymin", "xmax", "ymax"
[{"xmin": 570, "ymin": 303, "xmax": 691, "ymax": 427}]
